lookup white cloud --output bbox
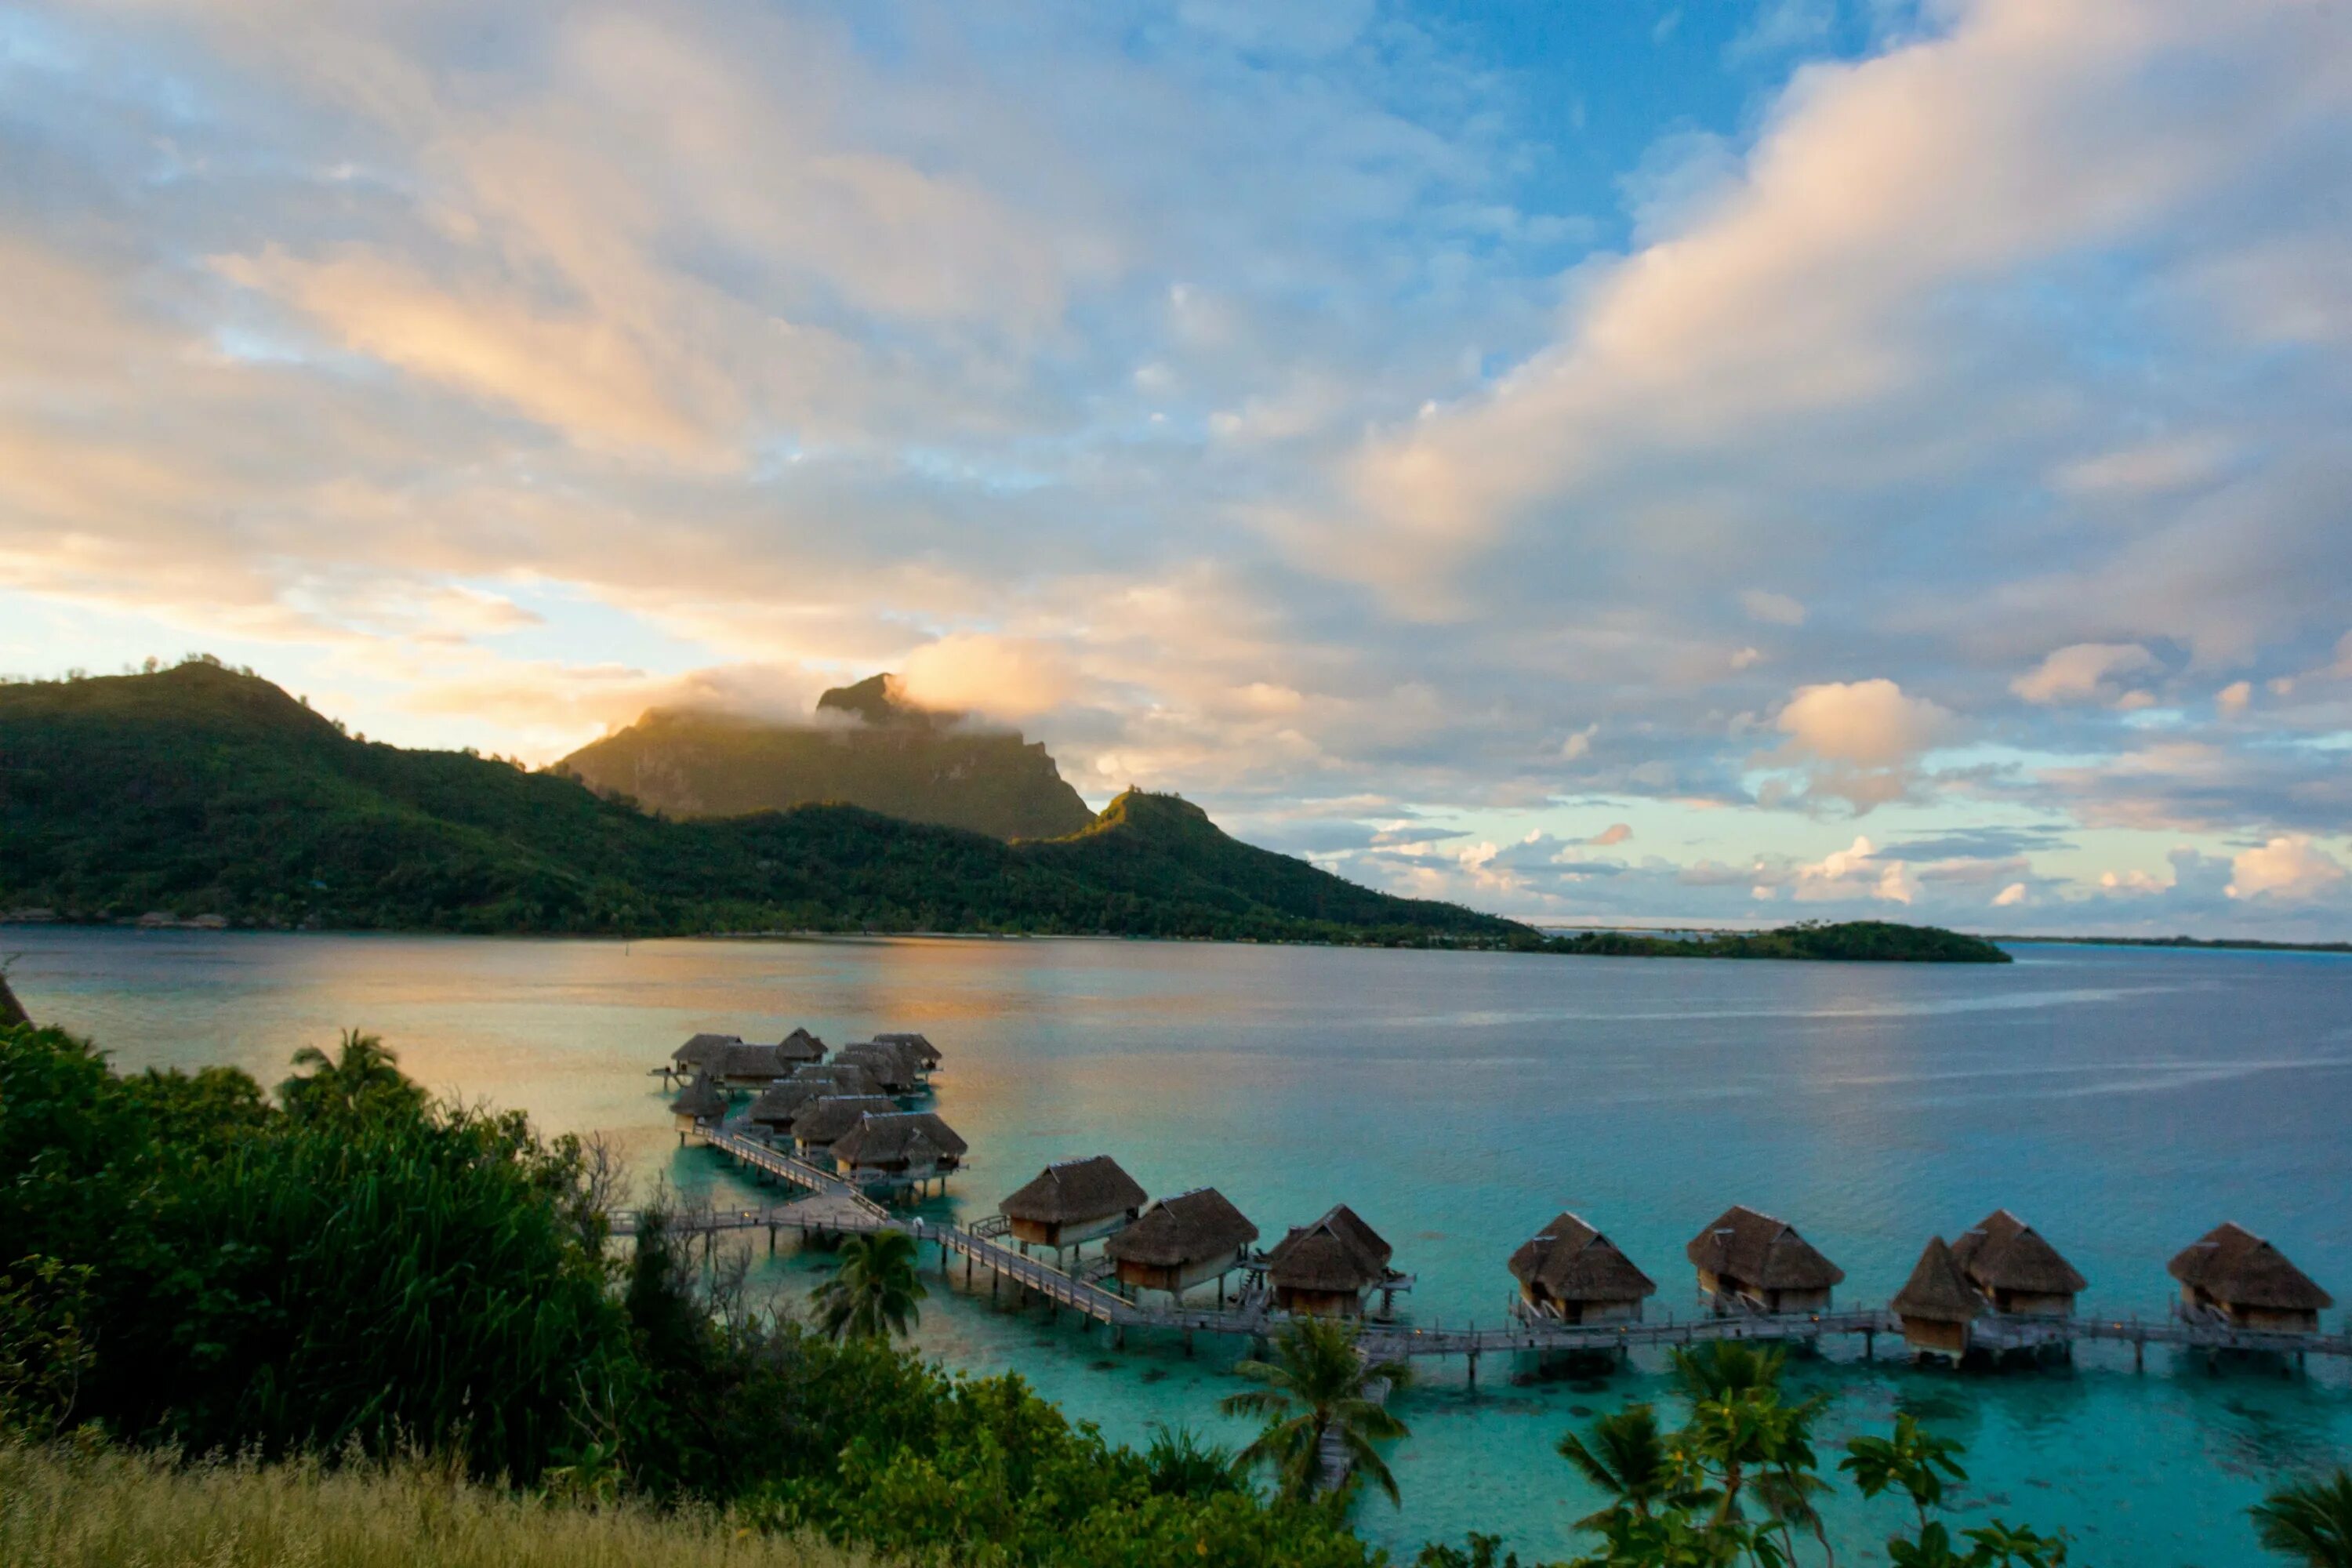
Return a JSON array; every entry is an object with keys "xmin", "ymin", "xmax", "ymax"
[
  {"xmin": 1993, "ymin": 881, "xmax": 2028, "ymax": 906},
  {"xmin": 898, "ymin": 634, "xmax": 1076, "ymax": 721},
  {"xmin": 1740, "ymin": 589, "xmax": 1806, "ymax": 626},
  {"xmin": 2227, "ymin": 836, "xmax": 2348, "ymax": 902},
  {"xmin": 2010, "ymin": 642, "xmax": 2161, "ymax": 706},
  {"xmin": 2216, "ymin": 680, "xmax": 2252, "ymax": 718},
  {"xmin": 1776, "ymin": 678, "xmax": 1954, "ymax": 768}
]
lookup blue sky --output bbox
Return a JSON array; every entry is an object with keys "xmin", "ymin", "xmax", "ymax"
[{"xmin": 3, "ymin": 0, "xmax": 2350, "ymax": 937}]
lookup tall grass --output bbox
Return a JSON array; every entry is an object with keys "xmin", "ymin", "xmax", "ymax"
[{"xmin": 0, "ymin": 1443, "xmax": 873, "ymax": 1568}]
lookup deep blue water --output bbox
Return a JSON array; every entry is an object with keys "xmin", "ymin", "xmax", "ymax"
[{"xmin": 12, "ymin": 928, "xmax": 2350, "ymax": 1564}]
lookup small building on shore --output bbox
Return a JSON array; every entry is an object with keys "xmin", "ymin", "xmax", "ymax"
[
  {"xmin": 670, "ymin": 1073, "xmax": 728, "ymax": 1133},
  {"xmin": 2169, "ymin": 1222, "xmax": 2334, "ymax": 1333},
  {"xmin": 1950, "ymin": 1210, "xmax": 2086, "ymax": 1316},
  {"xmin": 1266, "ymin": 1204, "xmax": 1397, "ymax": 1318},
  {"xmin": 775, "ymin": 1027, "xmax": 828, "ymax": 1065},
  {"xmin": 1108, "ymin": 1188, "xmax": 1259, "ymax": 1302},
  {"xmin": 831, "ymin": 1111, "xmax": 967, "ymax": 1193},
  {"xmin": 1508, "ymin": 1212, "xmax": 1657, "ymax": 1325},
  {"xmin": 834, "ymin": 1043, "xmax": 922, "ymax": 1094},
  {"xmin": 792, "ymin": 1094, "xmax": 901, "ymax": 1156},
  {"xmin": 1686, "ymin": 1205, "xmax": 1845, "ymax": 1315},
  {"xmin": 873, "ymin": 1032, "xmax": 942, "ymax": 1073},
  {"xmin": 1000, "ymin": 1156, "xmax": 1149, "ymax": 1254},
  {"xmin": 1892, "ymin": 1236, "xmax": 1984, "ymax": 1358},
  {"xmin": 673, "ymin": 1033, "xmax": 742, "ymax": 1075}
]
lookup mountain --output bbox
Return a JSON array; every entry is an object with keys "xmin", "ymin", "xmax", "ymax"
[
  {"xmin": 0, "ymin": 662, "xmax": 1517, "ymax": 942},
  {"xmin": 556, "ymin": 674, "xmax": 1094, "ymax": 840}
]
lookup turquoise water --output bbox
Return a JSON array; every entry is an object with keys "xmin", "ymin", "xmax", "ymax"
[{"xmin": 12, "ymin": 928, "xmax": 2352, "ymax": 1564}]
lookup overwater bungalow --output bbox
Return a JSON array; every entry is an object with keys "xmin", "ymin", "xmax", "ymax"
[
  {"xmin": 2169, "ymin": 1222, "xmax": 2335, "ymax": 1333},
  {"xmin": 833, "ymin": 1043, "xmax": 921, "ymax": 1094},
  {"xmin": 775, "ymin": 1026, "xmax": 828, "ymax": 1065},
  {"xmin": 1000, "ymin": 1156, "xmax": 1149, "ymax": 1254},
  {"xmin": 831, "ymin": 1111, "xmax": 967, "ymax": 1194},
  {"xmin": 791, "ymin": 1094, "xmax": 901, "ymax": 1156},
  {"xmin": 673, "ymin": 1033, "xmax": 742, "ymax": 1075},
  {"xmin": 788, "ymin": 1062, "xmax": 887, "ymax": 1097},
  {"xmin": 711, "ymin": 1042, "xmax": 797, "ymax": 1085},
  {"xmin": 872, "ymin": 1032, "xmax": 942, "ymax": 1073},
  {"xmin": 1892, "ymin": 1236, "xmax": 1984, "ymax": 1358},
  {"xmin": 1950, "ymin": 1209, "xmax": 2086, "ymax": 1316},
  {"xmin": 1107, "ymin": 1188, "xmax": 1259, "ymax": 1302},
  {"xmin": 670, "ymin": 1073, "xmax": 728, "ymax": 1134},
  {"xmin": 1266, "ymin": 1204, "xmax": 1399, "ymax": 1318},
  {"xmin": 746, "ymin": 1077, "xmax": 840, "ymax": 1139},
  {"xmin": 1508, "ymin": 1212, "xmax": 1657, "ymax": 1325},
  {"xmin": 1686, "ymin": 1205, "xmax": 1845, "ymax": 1315}
]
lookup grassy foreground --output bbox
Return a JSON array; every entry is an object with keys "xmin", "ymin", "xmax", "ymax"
[{"xmin": 0, "ymin": 1443, "xmax": 867, "ymax": 1568}]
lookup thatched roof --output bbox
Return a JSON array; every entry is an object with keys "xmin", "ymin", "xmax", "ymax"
[
  {"xmin": 1508, "ymin": 1212, "xmax": 1658, "ymax": 1304},
  {"xmin": 1950, "ymin": 1209, "xmax": 2086, "ymax": 1298},
  {"xmin": 673, "ymin": 1033, "xmax": 742, "ymax": 1069},
  {"xmin": 713, "ymin": 1042, "xmax": 795, "ymax": 1081},
  {"xmin": 1893, "ymin": 1236, "xmax": 1984, "ymax": 1323},
  {"xmin": 793, "ymin": 1094, "xmax": 901, "ymax": 1145},
  {"xmin": 1685, "ymin": 1205, "xmax": 1846, "ymax": 1291},
  {"xmin": 746, "ymin": 1080, "xmax": 825, "ymax": 1128},
  {"xmin": 832, "ymin": 1111, "xmax": 968, "ymax": 1167},
  {"xmin": 670, "ymin": 1073, "xmax": 728, "ymax": 1121},
  {"xmin": 789, "ymin": 1062, "xmax": 886, "ymax": 1097},
  {"xmin": 873, "ymin": 1031, "xmax": 942, "ymax": 1068},
  {"xmin": 1107, "ymin": 1188, "xmax": 1259, "ymax": 1269},
  {"xmin": 774, "ymin": 1026, "xmax": 827, "ymax": 1062},
  {"xmin": 1001, "ymin": 1156, "xmax": 1149, "ymax": 1225},
  {"xmin": 833, "ymin": 1044, "xmax": 919, "ymax": 1092},
  {"xmin": 1266, "ymin": 1204, "xmax": 1393, "ymax": 1294},
  {"xmin": 2169, "ymin": 1222, "xmax": 2334, "ymax": 1312}
]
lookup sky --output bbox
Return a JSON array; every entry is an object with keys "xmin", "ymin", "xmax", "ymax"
[{"xmin": 3, "ymin": 0, "xmax": 2350, "ymax": 938}]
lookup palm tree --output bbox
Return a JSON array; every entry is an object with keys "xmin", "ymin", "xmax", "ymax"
[
  {"xmin": 2253, "ymin": 1468, "xmax": 2352, "ymax": 1566},
  {"xmin": 1672, "ymin": 1340, "xmax": 1786, "ymax": 1403},
  {"xmin": 810, "ymin": 1229, "xmax": 927, "ymax": 1341},
  {"xmin": 279, "ymin": 1029, "xmax": 423, "ymax": 1122},
  {"xmin": 1557, "ymin": 1403, "xmax": 1683, "ymax": 1526},
  {"xmin": 1219, "ymin": 1316, "xmax": 1412, "ymax": 1508},
  {"xmin": 1842, "ymin": 1412, "xmax": 1969, "ymax": 1530}
]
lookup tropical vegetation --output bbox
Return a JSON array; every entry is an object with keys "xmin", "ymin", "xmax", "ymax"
[
  {"xmin": 0, "ymin": 660, "xmax": 1512, "ymax": 944},
  {"xmin": 1220, "ymin": 1317, "xmax": 1414, "ymax": 1508}
]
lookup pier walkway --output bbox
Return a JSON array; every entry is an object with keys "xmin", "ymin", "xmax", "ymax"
[{"xmin": 626, "ymin": 1124, "xmax": 2352, "ymax": 1367}]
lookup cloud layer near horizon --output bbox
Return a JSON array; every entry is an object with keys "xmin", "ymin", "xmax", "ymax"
[{"xmin": 3, "ymin": 0, "xmax": 2350, "ymax": 936}]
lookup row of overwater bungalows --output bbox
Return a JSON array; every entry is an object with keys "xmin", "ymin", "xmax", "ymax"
[
  {"xmin": 993, "ymin": 1155, "xmax": 1411, "ymax": 1314},
  {"xmin": 1505, "ymin": 1203, "xmax": 2333, "ymax": 1358},
  {"xmin": 669, "ymin": 1030, "xmax": 967, "ymax": 1192}
]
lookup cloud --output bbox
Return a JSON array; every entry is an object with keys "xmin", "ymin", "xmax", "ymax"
[
  {"xmin": 897, "ymin": 634, "xmax": 1077, "ymax": 722},
  {"xmin": 1589, "ymin": 822, "xmax": 1633, "ymax": 847},
  {"xmin": 2227, "ymin": 835, "xmax": 2349, "ymax": 903},
  {"xmin": 1993, "ymin": 881, "xmax": 2028, "ymax": 906},
  {"xmin": 1740, "ymin": 589, "xmax": 1806, "ymax": 626},
  {"xmin": 1762, "ymin": 678, "xmax": 1957, "ymax": 813},
  {"xmin": 2216, "ymin": 680, "xmax": 2252, "ymax": 718},
  {"xmin": 2010, "ymin": 642, "xmax": 2161, "ymax": 706}
]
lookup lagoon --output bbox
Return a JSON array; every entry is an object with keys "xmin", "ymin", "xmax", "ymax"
[{"xmin": 12, "ymin": 927, "xmax": 2351, "ymax": 1563}]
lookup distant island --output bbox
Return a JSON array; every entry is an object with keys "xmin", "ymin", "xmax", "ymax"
[
  {"xmin": 0, "ymin": 661, "xmax": 2004, "ymax": 962},
  {"xmin": 557, "ymin": 673, "xmax": 1097, "ymax": 841}
]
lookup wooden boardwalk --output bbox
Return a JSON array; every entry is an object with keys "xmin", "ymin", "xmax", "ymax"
[{"xmin": 642, "ymin": 1123, "xmax": 2352, "ymax": 1367}]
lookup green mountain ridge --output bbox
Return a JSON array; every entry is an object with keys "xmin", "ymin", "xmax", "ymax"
[
  {"xmin": 0, "ymin": 662, "xmax": 1515, "ymax": 942},
  {"xmin": 557, "ymin": 673, "xmax": 1096, "ymax": 841}
]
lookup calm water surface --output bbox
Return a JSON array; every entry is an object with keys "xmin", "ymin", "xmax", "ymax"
[{"xmin": 13, "ymin": 929, "xmax": 2352, "ymax": 1564}]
